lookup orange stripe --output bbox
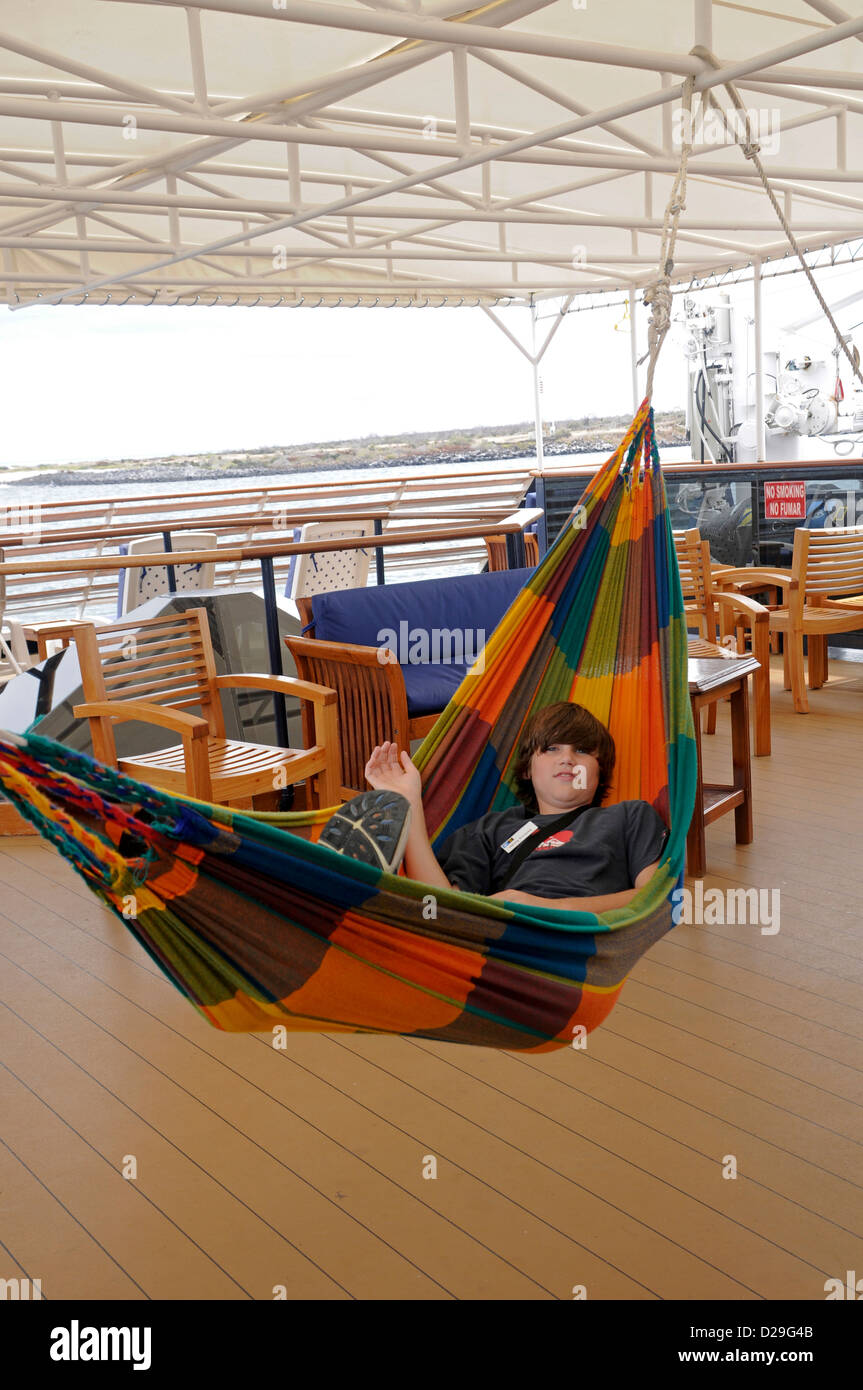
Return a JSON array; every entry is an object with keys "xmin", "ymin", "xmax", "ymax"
[
  {"xmin": 279, "ymin": 912, "xmax": 485, "ymax": 1033},
  {"xmin": 522, "ymin": 982, "xmax": 625, "ymax": 1053}
]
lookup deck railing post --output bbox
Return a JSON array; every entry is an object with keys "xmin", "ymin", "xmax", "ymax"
[
  {"xmin": 533, "ymin": 475, "xmax": 548, "ymax": 556},
  {"xmin": 373, "ymin": 517, "xmax": 386, "ymax": 585},
  {"xmin": 505, "ymin": 529, "xmax": 526, "ymax": 569},
  {"xmin": 161, "ymin": 530, "xmax": 177, "ymax": 593},
  {"xmin": 258, "ymin": 555, "xmax": 289, "ymax": 747}
]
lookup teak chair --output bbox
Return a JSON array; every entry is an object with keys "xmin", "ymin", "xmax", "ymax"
[
  {"xmin": 484, "ymin": 532, "xmax": 539, "ymax": 571},
  {"xmin": 286, "ymin": 594, "xmax": 440, "ymax": 797},
  {"xmin": 713, "ymin": 524, "xmax": 863, "ymax": 713},
  {"xmin": 71, "ymin": 607, "xmax": 341, "ymax": 808},
  {"xmin": 675, "ymin": 528, "xmax": 772, "ymax": 756}
]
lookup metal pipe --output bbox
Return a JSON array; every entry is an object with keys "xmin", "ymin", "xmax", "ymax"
[
  {"xmin": 453, "ymin": 47, "xmax": 470, "ymax": 150},
  {"xmin": 505, "ymin": 529, "xmax": 527, "ymax": 568},
  {"xmin": 694, "ymin": 0, "xmax": 712, "ymax": 52},
  {"xmin": 103, "ymin": 0, "xmax": 863, "ymax": 79},
  {"xmin": 753, "ymin": 258, "xmax": 767, "ymax": 462},
  {"xmin": 287, "ymin": 138, "xmax": 302, "ymax": 208},
  {"xmin": 185, "ymin": 7, "xmax": 210, "ymax": 113},
  {"xmin": 101, "ymin": 0, "xmax": 709, "ymax": 73},
  {"xmin": 4, "ymin": 188, "xmax": 849, "ymax": 228},
  {"xmin": 161, "ymin": 531, "xmax": 177, "ymax": 594},
  {"xmin": 373, "ymin": 517, "xmax": 386, "ymax": 586},
  {"xmin": 629, "ymin": 289, "xmax": 639, "ymax": 414},
  {"xmin": 530, "ymin": 300, "xmax": 545, "ymax": 471},
  {"xmin": 258, "ymin": 555, "xmax": 289, "ymax": 748},
  {"xmin": 0, "ymin": 27, "xmax": 199, "ymax": 116},
  {"xmin": 468, "ymin": 46, "xmax": 662, "ymax": 157}
]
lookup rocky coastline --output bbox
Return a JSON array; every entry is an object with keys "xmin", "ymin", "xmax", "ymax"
[{"xmin": 7, "ymin": 413, "xmax": 688, "ymax": 487}]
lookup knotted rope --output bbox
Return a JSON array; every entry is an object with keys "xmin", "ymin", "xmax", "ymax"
[{"xmin": 641, "ymin": 75, "xmax": 695, "ymax": 400}]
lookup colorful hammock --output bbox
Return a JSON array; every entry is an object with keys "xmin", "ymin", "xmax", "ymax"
[{"xmin": 0, "ymin": 401, "xmax": 696, "ymax": 1051}]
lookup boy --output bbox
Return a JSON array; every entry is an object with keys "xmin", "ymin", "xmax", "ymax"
[{"xmin": 319, "ymin": 701, "xmax": 668, "ymax": 912}]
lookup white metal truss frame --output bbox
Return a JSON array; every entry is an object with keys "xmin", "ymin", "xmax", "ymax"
[{"xmin": 1, "ymin": 1, "xmax": 863, "ymax": 309}]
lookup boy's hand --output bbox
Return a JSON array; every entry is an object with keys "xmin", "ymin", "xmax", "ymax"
[{"xmin": 365, "ymin": 742, "xmax": 422, "ymax": 805}]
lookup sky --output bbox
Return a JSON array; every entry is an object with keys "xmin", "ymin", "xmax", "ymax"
[{"xmin": 2, "ymin": 259, "xmax": 863, "ymax": 469}]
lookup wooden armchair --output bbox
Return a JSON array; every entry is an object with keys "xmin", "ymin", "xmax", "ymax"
[
  {"xmin": 675, "ymin": 529, "xmax": 772, "ymax": 756},
  {"xmin": 286, "ymin": 595, "xmax": 441, "ymax": 796},
  {"xmin": 484, "ymin": 532, "xmax": 539, "ymax": 571},
  {"xmin": 712, "ymin": 524, "xmax": 863, "ymax": 714},
  {"xmin": 71, "ymin": 607, "xmax": 341, "ymax": 808}
]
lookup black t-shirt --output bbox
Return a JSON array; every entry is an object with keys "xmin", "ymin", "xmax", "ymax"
[{"xmin": 437, "ymin": 800, "xmax": 668, "ymax": 900}]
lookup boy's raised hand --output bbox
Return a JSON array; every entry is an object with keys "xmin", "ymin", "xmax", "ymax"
[{"xmin": 365, "ymin": 742, "xmax": 422, "ymax": 805}]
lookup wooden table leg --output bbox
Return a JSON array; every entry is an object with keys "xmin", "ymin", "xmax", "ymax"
[
  {"xmin": 686, "ymin": 695, "xmax": 707, "ymax": 878},
  {"xmin": 729, "ymin": 677, "xmax": 753, "ymax": 845}
]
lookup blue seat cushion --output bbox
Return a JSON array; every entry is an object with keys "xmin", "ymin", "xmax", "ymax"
[
  {"xmin": 402, "ymin": 661, "xmax": 468, "ymax": 717},
  {"xmin": 310, "ymin": 567, "xmax": 532, "ymax": 718}
]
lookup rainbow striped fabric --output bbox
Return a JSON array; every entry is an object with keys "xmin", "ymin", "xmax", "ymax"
[{"xmin": 0, "ymin": 401, "xmax": 696, "ymax": 1050}]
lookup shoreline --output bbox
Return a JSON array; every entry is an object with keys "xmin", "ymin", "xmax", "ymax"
[{"xmin": 0, "ymin": 414, "xmax": 687, "ymax": 488}]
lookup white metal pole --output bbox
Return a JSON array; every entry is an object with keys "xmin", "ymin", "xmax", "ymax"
[
  {"xmin": 628, "ymin": 288, "xmax": 639, "ymax": 412},
  {"xmin": 694, "ymin": 0, "xmax": 713, "ymax": 52},
  {"xmin": 753, "ymin": 257, "xmax": 767, "ymax": 460},
  {"xmin": 530, "ymin": 300, "xmax": 545, "ymax": 469}
]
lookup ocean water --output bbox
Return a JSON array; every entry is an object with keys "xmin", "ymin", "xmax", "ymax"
[{"xmin": 0, "ymin": 445, "xmax": 694, "ymax": 508}]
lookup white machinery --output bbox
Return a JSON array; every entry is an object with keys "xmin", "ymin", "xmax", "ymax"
[{"xmin": 679, "ymin": 292, "xmax": 863, "ymax": 463}]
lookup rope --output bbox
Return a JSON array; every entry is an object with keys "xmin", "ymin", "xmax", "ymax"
[
  {"xmin": 640, "ymin": 76, "xmax": 696, "ymax": 400},
  {"xmin": 690, "ymin": 44, "xmax": 863, "ymax": 392}
]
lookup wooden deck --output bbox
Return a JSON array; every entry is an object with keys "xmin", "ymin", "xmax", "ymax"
[{"xmin": 1, "ymin": 656, "xmax": 861, "ymax": 1301}]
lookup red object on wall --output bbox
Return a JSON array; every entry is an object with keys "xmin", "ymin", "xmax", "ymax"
[{"xmin": 764, "ymin": 480, "xmax": 806, "ymax": 519}]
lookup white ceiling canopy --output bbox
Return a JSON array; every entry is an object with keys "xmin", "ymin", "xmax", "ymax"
[{"xmin": 1, "ymin": 0, "xmax": 863, "ymax": 309}]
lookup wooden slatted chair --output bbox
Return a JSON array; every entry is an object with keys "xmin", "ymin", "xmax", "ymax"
[
  {"xmin": 676, "ymin": 529, "xmax": 772, "ymax": 756},
  {"xmin": 286, "ymin": 634, "xmax": 416, "ymax": 799},
  {"xmin": 713, "ymin": 524, "xmax": 863, "ymax": 713},
  {"xmin": 673, "ymin": 528, "xmax": 729, "ymax": 640},
  {"xmin": 71, "ymin": 607, "xmax": 341, "ymax": 808},
  {"xmin": 484, "ymin": 532, "xmax": 539, "ymax": 571},
  {"xmin": 287, "ymin": 590, "xmax": 438, "ymax": 797}
]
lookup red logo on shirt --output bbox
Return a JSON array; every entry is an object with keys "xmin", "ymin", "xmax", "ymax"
[{"xmin": 536, "ymin": 830, "xmax": 573, "ymax": 851}]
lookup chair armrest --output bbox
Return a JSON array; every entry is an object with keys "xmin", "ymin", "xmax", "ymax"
[
  {"xmin": 285, "ymin": 636, "xmax": 398, "ymax": 667},
  {"xmin": 73, "ymin": 700, "xmax": 209, "ymax": 737},
  {"xmin": 214, "ymin": 672, "xmax": 337, "ymax": 708},
  {"xmin": 711, "ymin": 567, "xmax": 794, "ymax": 594},
  {"xmin": 714, "ymin": 591, "xmax": 769, "ymax": 621}
]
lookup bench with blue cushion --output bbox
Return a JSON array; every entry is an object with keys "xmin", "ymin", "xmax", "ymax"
[{"xmin": 302, "ymin": 567, "xmax": 532, "ymax": 718}]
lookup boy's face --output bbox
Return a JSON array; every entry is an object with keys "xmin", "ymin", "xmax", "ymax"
[{"xmin": 529, "ymin": 741, "xmax": 601, "ymax": 814}]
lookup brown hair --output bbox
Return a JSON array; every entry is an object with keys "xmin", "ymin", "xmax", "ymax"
[{"xmin": 513, "ymin": 702, "xmax": 616, "ymax": 809}]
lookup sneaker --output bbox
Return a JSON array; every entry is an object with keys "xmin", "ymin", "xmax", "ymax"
[{"xmin": 318, "ymin": 789, "xmax": 412, "ymax": 873}]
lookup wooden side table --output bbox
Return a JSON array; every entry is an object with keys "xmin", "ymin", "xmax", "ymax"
[
  {"xmin": 687, "ymin": 649, "xmax": 760, "ymax": 878},
  {"xmin": 21, "ymin": 619, "xmax": 91, "ymax": 660}
]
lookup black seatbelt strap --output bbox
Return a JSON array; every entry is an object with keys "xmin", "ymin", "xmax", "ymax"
[{"xmin": 498, "ymin": 805, "xmax": 592, "ymax": 890}]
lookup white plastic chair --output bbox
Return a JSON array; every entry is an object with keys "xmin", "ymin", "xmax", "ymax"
[
  {"xmin": 286, "ymin": 520, "xmax": 374, "ymax": 602},
  {"xmin": 0, "ymin": 572, "xmax": 34, "ymax": 678},
  {"xmin": 118, "ymin": 531, "xmax": 218, "ymax": 616}
]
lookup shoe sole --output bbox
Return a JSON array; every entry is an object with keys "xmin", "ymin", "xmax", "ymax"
[{"xmin": 319, "ymin": 790, "xmax": 412, "ymax": 873}]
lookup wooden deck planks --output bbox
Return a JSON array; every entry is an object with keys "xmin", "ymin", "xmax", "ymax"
[{"xmin": 0, "ymin": 658, "xmax": 861, "ymax": 1299}]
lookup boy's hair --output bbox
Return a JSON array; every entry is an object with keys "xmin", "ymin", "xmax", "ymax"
[{"xmin": 514, "ymin": 702, "xmax": 616, "ymax": 809}]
